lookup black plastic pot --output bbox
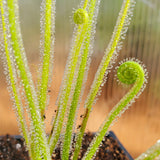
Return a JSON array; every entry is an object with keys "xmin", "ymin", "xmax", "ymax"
[
  {"xmin": 108, "ymin": 131, "xmax": 133, "ymax": 160},
  {"xmin": 0, "ymin": 131, "xmax": 133, "ymax": 160}
]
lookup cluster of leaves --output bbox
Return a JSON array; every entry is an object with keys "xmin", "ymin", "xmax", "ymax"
[{"xmin": 0, "ymin": 0, "xmax": 156, "ymax": 160}]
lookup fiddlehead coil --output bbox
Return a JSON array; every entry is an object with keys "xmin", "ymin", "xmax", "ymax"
[
  {"xmin": 73, "ymin": 8, "xmax": 88, "ymax": 24},
  {"xmin": 117, "ymin": 61, "xmax": 142, "ymax": 85},
  {"xmin": 82, "ymin": 60, "xmax": 147, "ymax": 160}
]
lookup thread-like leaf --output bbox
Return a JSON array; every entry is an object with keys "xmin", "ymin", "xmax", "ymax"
[
  {"xmin": 82, "ymin": 60, "xmax": 147, "ymax": 159},
  {"xmin": 74, "ymin": 0, "xmax": 135, "ymax": 158},
  {"xmin": 38, "ymin": 0, "xmax": 56, "ymax": 118},
  {"xmin": 49, "ymin": 1, "xmax": 90, "ymax": 154},
  {"xmin": 6, "ymin": 0, "xmax": 50, "ymax": 159},
  {"xmin": 0, "ymin": 0, "xmax": 29, "ymax": 150},
  {"xmin": 62, "ymin": 0, "xmax": 100, "ymax": 159}
]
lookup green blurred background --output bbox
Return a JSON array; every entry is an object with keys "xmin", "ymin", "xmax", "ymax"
[{"xmin": 0, "ymin": 0, "xmax": 160, "ymax": 158}]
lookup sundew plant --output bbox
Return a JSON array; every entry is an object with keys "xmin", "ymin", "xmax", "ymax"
[{"xmin": 0, "ymin": 0, "xmax": 150, "ymax": 159}]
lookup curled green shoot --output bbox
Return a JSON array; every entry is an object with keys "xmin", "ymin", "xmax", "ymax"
[
  {"xmin": 73, "ymin": 9, "xmax": 88, "ymax": 25},
  {"xmin": 73, "ymin": 0, "xmax": 134, "ymax": 157},
  {"xmin": 62, "ymin": 0, "xmax": 98, "ymax": 159},
  {"xmin": 82, "ymin": 60, "xmax": 146, "ymax": 159},
  {"xmin": 135, "ymin": 140, "xmax": 160, "ymax": 160},
  {"xmin": 5, "ymin": 0, "xmax": 50, "ymax": 159}
]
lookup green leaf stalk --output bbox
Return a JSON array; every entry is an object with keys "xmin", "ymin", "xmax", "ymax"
[
  {"xmin": 62, "ymin": 0, "xmax": 99, "ymax": 159},
  {"xmin": 38, "ymin": 0, "xmax": 56, "ymax": 118},
  {"xmin": 0, "ymin": 0, "xmax": 29, "ymax": 149},
  {"xmin": 73, "ymin": 0, "xmax": 135, "ymax": 159}
]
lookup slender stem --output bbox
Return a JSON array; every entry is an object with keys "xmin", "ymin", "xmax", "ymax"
[
  {"xmin": 48, "ymin": 0, "xmax": 90, "ymax": 143},
  {"xmin": 39, "ymin": 0, "xmax": 55, "ymax": 117},
  {"xmin": 30, "ymin": 133, "xmax": 42, "ymax": 160},
  {"xmin": 62, "ymin": 0, "xmax": 97, "ymax": 159},
  {"xmin": 86, "ymin": 0, "xmax": 131, "ymax": 113},
  {"xmin": 49, "ymin": 22, "xmax": 89, "ymax": 154},
  {"xmin": 48, "ymin": 0, "xmax": 92, "ymax": 152},
  {"xmin": 7, "ymin": 0, "xmax": 50, "ymax": 159},
  {"xmin": 0, "ymin": 0, "xmax": 29, "ymax": 149},
  {"xmin": 30, "ymin": 0, "xmax": 55, "ymax": 156},
  {"xmin": 83, "ymin": 0, "xmax": 89, "ymax": 9},
  {"xmin": 48, "ymin": 24, "xmax": 83, "ymax": 142},
  {"xmin": 82, "ymin": 61, "xmax": 145, "ymax": 159},
  {"xmin": 74, "ymin": 0, "xmax": 132, "ymax": 158}
]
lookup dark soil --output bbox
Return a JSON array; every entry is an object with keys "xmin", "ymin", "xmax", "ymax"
[
  {"xmin": 0, "ymin": 132, "xmax": 130, "ymax": 160},
  {"xmin": 0, "ymin": 135, "xmax": 29, "ymax": 160}
]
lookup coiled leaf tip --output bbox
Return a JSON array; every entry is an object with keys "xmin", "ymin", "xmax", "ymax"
[
  {"xmin": 73, "ymin": 8, "xmax": 88, "ymax": 24},
  {"xmin": 117, "ymin": 61, "xmax": 144, "ymax": 85}
]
